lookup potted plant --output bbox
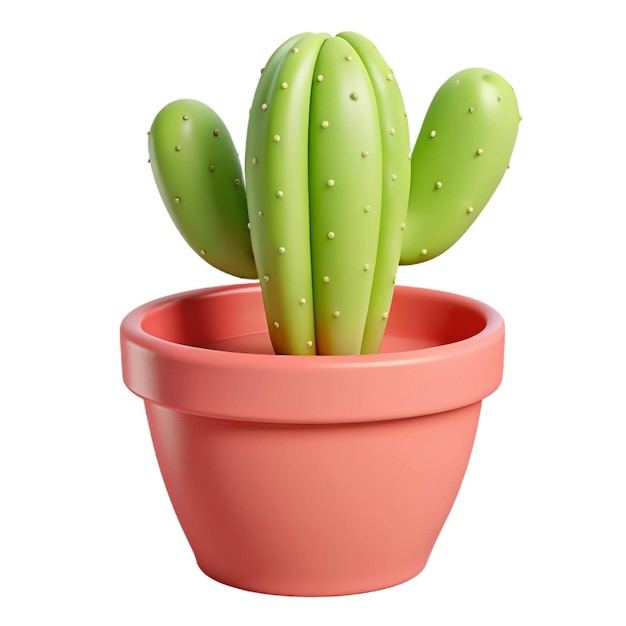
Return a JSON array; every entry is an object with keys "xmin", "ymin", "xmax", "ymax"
[{"xmin": 120, "ymin": 30, "xmax": 520, "ymax": 596}]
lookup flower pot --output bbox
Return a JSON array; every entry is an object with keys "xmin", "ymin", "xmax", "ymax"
[{"xmin": 120, "ymin": 283, "xmax": 504, "ymax": 596}]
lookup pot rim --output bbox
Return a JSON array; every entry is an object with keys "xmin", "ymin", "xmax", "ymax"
[{"xmin": 120, "ymin": 283, "xmax": 504, "ymax": 423}]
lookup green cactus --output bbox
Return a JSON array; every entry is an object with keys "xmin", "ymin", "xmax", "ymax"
[
  {"xmin": 400, "ymin": 68, "xmax": 520, "ymax": 264},
  {"xmin": 148, "ymin": 99, "xmax": 257, "ymax": 279},
  {"xmin": 245, "ymin": 32, "xmax": 411, "ymax": 354},
  {"xmin": 147, "ymin": 32, "xmax": 520, "ymax": 356}
]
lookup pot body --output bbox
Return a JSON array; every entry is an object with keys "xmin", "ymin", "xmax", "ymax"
[{"xmin": 120, "ymin": 284, "xmax": 505, "ymax": 596}]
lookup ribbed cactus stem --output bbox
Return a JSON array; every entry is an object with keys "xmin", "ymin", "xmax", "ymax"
[
  {"xmin": 246, "ymin": 32, "xmax": 411, "ymax": 355},
  {"xmin": 245, "ymin": 33, "xmax": 327, "ymax": 355},
  {"xmin": 338, "ymin": 31, "xmax": 411, "ymax": 354}
]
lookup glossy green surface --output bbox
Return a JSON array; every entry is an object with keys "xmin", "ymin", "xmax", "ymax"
[
  {"xmin": 246, "ymin": 33, "xmax": 326, "ymax": 355},
  {"xmin": 147, "ymin": 37, "xmax": 520, "ymax": 355},
  {"xmin": 148, "ymin": 99, "xmax": 256, "ymax": 278},
  {"xmin": 401, "ymin": 68, "xmax": 520, "ymax": 264},
  {"xmin": 245, "ymin": 32, "xmax": 411, "ymax": 354}
]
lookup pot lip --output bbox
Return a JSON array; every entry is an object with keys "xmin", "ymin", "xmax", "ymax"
[
  {"xmin": 120, "ymin": 283, "xmax": 505, "ymax": 423},
  {"xmin": 121, "ymin": 282, "xmax": 502, "ymax": 364}
]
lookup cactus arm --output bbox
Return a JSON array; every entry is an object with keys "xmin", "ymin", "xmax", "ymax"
[
  {"xmin": 148, "ymin": 99, "xmax": 257, "ymax": 279},
  {"xmin": 337, "ymin": 32, "xmax": 412, "ymax": 354},
  {"xmin": 245, "ymin": 32, "xmax": 329, "ymax": 355},
  {"xmin": 308, "ymin": 36, "xmax": 383, "ymax": 355},
  {"xmin": 400, "ymin": 68, "xmax": 520, "ymax": 265}
]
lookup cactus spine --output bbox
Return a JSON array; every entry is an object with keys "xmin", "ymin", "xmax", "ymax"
[{"xmin": 147, "ymin": 33, "xmax": 520, "ymax": 356}]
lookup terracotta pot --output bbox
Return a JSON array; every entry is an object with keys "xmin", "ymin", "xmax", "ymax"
[{"xmin": 120, "ymin": 283, "xmax": 504, "ymax": 596}]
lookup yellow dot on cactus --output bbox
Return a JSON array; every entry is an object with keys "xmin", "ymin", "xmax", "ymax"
[
  {"xmin": 327, "ymin": 232, "xmax": 335, "ymax": 239},
  {"xmin": 322, "ymin": 120, "xmax": 329, "ymax": 128},
  {"xmin": 175, "ymin": 145, "xmax": 182, "ymax": 151},
  {"xmin": 364, "ymin": 205, "xmax": 371, "ymax": 212},
  {"xmin": 316, "ymin": 75, "xmax": 324, "ymax": 82},
  {"xmin": 200, "ymin": 249, "xmax": 206, "ymax": 256},
  {"xmin": 386, "ymin": 74, "xmax": 393, "ymax": 81},
  {"xmin": 299, "ymin": 298, "xmax": 306, "ymax": 305},
  {"xmin": 323, "ymin": 276, "xmax": 330, "ymax": 283},
  {"xmin": 278, "ymin": 247, "xmax": 286, "ymax": 254},
  {"xmin": 281, "ymin": 82, "xmax": 288, "ymax": 89},
  {"xmin": 258, "ymin": 211, "xmax": 264, "ymax": 218},
  {"xmin": 389, "ymin": 128, "xmax": 396, "ymax": 135},
  {"xmin": 291, "ymin": 47, "xmax": 299, "ymax": 53},
  {"xmin": 435, "ymin": 181, "xmax": 443, "ymax": 189},
  {"xmin": 247, "ymin": 223, "xmax": 251, "ymax": 229},
  {"xmin": 234, "ymin": 179, "xmax": 241, "ymax": 186},
  {"xmin": 430, "ymin": 130, "xmax": 436, "ymax": 138},
  {"xmin": 213, "ymin": 129, "xmax": 220, "ymax": 137},
  {"xmin": 391, "ymin": 174, "xmax": 397, "ymax": 181},
  {"xmin": 363, "ymin": 264, "xmax": 370, "ymax": 271},
  {"xmin": 263, "ymin": 275, "xmax": 270, "ymax": 282},
  {"xmin": 333, "ymin": 311, "xmax": 341, "ymax": 318},
  {"xmin": 476, "ymin": 148, "xmax": 484, "ymax": 155},
  {"xmin": 307, "ymin": 340, "xmax": 313, "ymax": 348},
  {"xmin": 174, "ymin": 197, "xmax": 181, "ymax": 204},
  {"xmin": 469, "ymin": 106, "xmax": 475, "ymax": 113},
  {"xmin": 252, "ymin": 157, "xmax": 258, "ymax": 165},
  {"xmin": 421, "ymin": 249, "xmax": 428, "ymax": 256},
  {"xmin": 261, "ymin": 103, "xmax": 268, "ymax": 110},
  {"xmin": 383, "ymin": 312, "xmax": 389, "ymax": 319},
  {"xmin": 453, "ymin": 80, "xmax": 460, "ymax": 86},
  {"xmin": 273, "ymin": 321, "xmax": 280, "ymax": 328},
  {"xmin": 273, "ymin": 134, "xmax": 280, "ymax": 142},
  {"xmin": 401, "ymin": 222, "xmax": 406, "ymax": 230},
  {"xmin": 362, "ymin": 150, "xmax": 368, "ymax": 158},
  {"xmin": 276, "ymin": 190, "xmax": 284, "ymax": 198},
  {"xmin": 209, "ymin": 165, "xmax": 215, "ymax": 172},
  {"xmin": 182, "ymin": 114, "xmax": 189, "ymax": 120},
  {"xmin": 467, "ymin": 206, "xmax": 474, "ymax": 214},
  {"xmin": 345, "ymin": 55, "xmax": 352, "ymax": 61},
  {"xmin": 350, "ymin": 92, "xmax": 359, "ymax": 100},
  {"xmin": 327, "ymin": 179, "xmax": 335, "ymax": 187}
]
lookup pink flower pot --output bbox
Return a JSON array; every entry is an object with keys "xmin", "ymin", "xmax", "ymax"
[{"xmin": 120, "ymin": 283, "xmax": 504, "ymax": 596}]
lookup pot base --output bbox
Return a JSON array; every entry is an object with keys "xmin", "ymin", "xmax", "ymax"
[
  {"xmin": 196, "ymin": 559, "xmax": 429, "ymax": 597},
  {"xmin": 146, "ymin": 400, "xmax": 480, "ymax": 597}
]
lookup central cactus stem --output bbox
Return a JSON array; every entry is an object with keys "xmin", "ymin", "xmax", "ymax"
[{"xmin": 246, "ymin": 32, "xmax": 411, "ymax": 355}]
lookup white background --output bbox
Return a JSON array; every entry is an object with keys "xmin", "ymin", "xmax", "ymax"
[{"xmin": 2, "ymin": 1, "xmax": 624, "ymax": 623}]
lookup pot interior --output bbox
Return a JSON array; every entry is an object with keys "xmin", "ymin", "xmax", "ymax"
[{"xmin": 139, "ymin": 284, "xmax": 488, "ymax": 355}]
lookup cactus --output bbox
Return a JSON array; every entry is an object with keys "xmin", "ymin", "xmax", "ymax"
[
  {"xmin": 400, "ymin": 68, "xmax": 520, "ymax": 264},
  {"xmin": 245, "ymin": 32, "xmax": 410, "ymax": 355},
  {"xmin": 147, "ymin": 32, "xmax": 520, "ymax": 356},
  {"xmin": 148, "ymin": 99, "xmax": 257, "ymax": 279}
]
